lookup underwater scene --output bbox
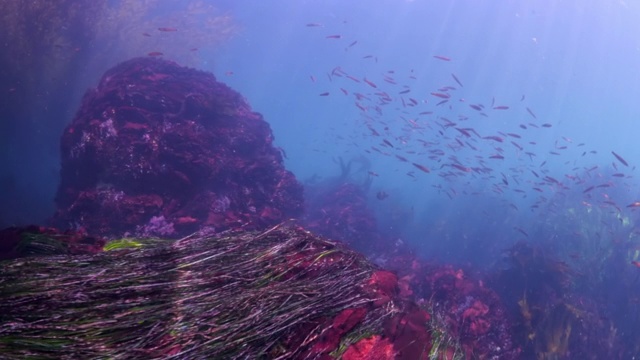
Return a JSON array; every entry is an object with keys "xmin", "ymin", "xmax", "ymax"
[{"xmin": 1, "ymin": 1, "xmax": 640, "ymax": 359}]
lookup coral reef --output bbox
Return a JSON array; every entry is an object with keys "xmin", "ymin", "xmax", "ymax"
[{"xmin": 52, "ymin": 57, "xmax": 303, "ymax": 238}]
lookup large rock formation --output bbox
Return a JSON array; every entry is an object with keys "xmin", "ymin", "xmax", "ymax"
[{"xmin": 52, "ymin": 57, "xmax": 303, "ymax": 238}]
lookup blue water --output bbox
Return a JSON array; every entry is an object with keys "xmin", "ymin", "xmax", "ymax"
[
  {"xmin": 211, "ymin": 0, "xmax": 640, "ymax": 265},
  {"xmin": 2, "ymin": 0, "xmax": 640, "ymax": 261}
]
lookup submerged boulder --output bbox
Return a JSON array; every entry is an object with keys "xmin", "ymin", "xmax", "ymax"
[{"xmin": 52, "ymin": 57, "xmax": 303, "ymax": 238}]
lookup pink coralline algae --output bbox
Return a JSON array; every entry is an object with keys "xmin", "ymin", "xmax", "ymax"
[
  {"xmin": 52, "ymin": 57, "xmax": 303, "ymax": 238},
  {"xmin": 136, "ymin": 215, "xmax": 175, "ymax": 238}
]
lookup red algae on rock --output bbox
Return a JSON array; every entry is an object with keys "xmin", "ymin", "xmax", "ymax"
[
  {"xmin": 342, "ymin": 335, "xmax": 396, "ymax": 360},
  {"xmin": 52, "ymin": 57, "xmax": 303, "ymax": 238}
]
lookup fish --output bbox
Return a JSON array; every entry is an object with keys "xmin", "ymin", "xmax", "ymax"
[
  {"xmin": 526, "ymin": 107, "xmax": 537, "ymax": 119},
  {"xmin": 451, "ymin": 164, "xmax": 471, "ymax": 172},
  {"xmin": 383, "ymin": 139, "xmax": 394, "ymax": 148},
  {"xmin": 399, "ymin": 89, "xmax": 411, "ymax": 94},
  {"xmin": 543, "ymin": 176, "xmax": 560, "ymax": 184},
  {"xmin": 326, "ymin": 35, "xmax": 342, "ymax": 39},
  {"xmin": 493, "ymin": 106, "xmax": 509, "ymax": 110},
  {"xmin": 354, "ymin": 92, "xmax": 369, "ymax": 100},
  {"xmin": 363, "ymin": 78, "xmax": 377, "ymax": 88},
  {"xmin": 469, "ymin": 104, "xmax": 482, "ymax": 111},
  {"xmin": 331, "ymin": 66, "xmax": 345, "ymax": 76},
  {"xmin": 158, "ymin": 27, "xmax": 178, "ymax": 32},
  {"xmin": 412, "ymin": 163, "xmax": 431, "ymax": 173},
  {"xmin": 306, "ymin": 23, "xmax": 323, "ymax": 27},
  {"xmin": 430, "ymin": 92, "xmax": 450, "ymax": 99},
  {"xmin": 514, "ymin": 227, "xmax": 529, "ymax": 237},
  {"xmin": 147, "ymin": 51, "xmax": 164, "ymax": 57},
  {"xmin": 346, "ymin": 75, "xmax": 361, "ymax": 83},
  {"xmin": 319, "ymin": 92, "xmax": 330, "ymax": 96},
  {"xmin": 482, "ymin": 136, "xmax": 503, "ymax": 142},
  {"xmin": 541, "ymin": 123, "xmax": 553, "ymax": 128},
  {"xmin": 455, "ymin": 128, "xmax": 471, "ymax": 137},
  {"xmin": 451, "ymin": 73, "xmax": 463, "ymax": 87},
  {"xmin": 433, "ymin": 55, "xmax": 451, "ymax": 61},
  {"xmin": 632, "ymin": 261, "xmax": 640, "ymax": 268},
  {"xmin": 627, "ymin": 202, "xmax": 640, "ymax": 208},
  {"xmin": 611, "ymin": 151, "xmax": 629, "ymax": 167}
]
